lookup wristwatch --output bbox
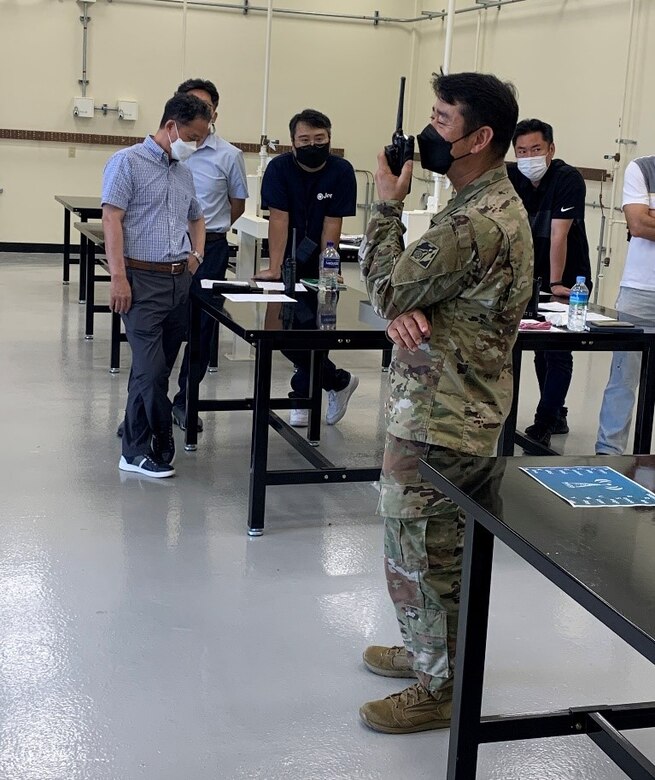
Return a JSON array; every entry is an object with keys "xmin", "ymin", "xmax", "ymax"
[{"xmin": 191, "ymin": 250, "xmax": 204, "ymax": 264}]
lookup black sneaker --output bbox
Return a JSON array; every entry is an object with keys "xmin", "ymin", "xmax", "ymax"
[
  {"xmin": 118, "ymin": 454, "xmax": 175, "ymax": 478},
  {"xmin": 551, "ymin": 407, "xmax": 569, "ymax": 435},
  {"xmin": 152, "ymin": 427, "xmax": 175, "ymax": 465},
  {"xmin": 524, "ymin": 421, "xmax": 552, "ymax": 447},
  {"xmin": 172, "ymin": 405, "xmax": 204, "ymax": 433}
]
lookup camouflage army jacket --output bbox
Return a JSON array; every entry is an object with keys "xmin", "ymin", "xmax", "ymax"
[{"xmin": 359, "ymin": 164, "xmax": 533, "ymax": 454}]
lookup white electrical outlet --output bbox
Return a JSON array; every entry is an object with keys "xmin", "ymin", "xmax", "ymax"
[
  {"xmin": 73, "ymin": 97, "xmax": 94, "ymax": 118},
  {"xmin": 117, "ymin": 100, "xmax": 138, "ymax": 121}
]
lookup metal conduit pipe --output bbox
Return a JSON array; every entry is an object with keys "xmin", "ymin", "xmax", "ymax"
[
  {"xmin": 143, "ymin": 0, "xmax": 528, "ymax": 25},
  {"xmin": 597, "ymin": 0, "xmax": 637, "ymax": 302},
  {"xmin": 79, "ymin": 2, "xmax": 91, "ymax": 97}
]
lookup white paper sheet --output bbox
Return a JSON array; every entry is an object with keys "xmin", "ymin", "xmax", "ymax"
[
  {"xmin": 255, "ymin": 281, "xmax": 306, "ymax": 292},
  {"xmin": 222, "ymin": 294, "xmax": 297, "ymax": 303},
  {"xmin": 538, "ymin": 302, "xmax": 568, "ymax": 312}
]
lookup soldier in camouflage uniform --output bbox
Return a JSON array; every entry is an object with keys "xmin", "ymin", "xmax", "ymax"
[{"xmin": 357, "ymin": 72, "xmax": 533, "ymax": 734}]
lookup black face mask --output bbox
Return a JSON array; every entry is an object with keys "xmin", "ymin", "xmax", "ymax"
[
  {"xmin": 294, "ymin": 143, "xmax": 330, "ymax": 169},
  {"xmin": 416, "ymin": 123, "xmax": 478, "ymax": 175}
]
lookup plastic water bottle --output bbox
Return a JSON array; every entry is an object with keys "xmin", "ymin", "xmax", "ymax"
[
  {"xmin": 317, "ymin": 289, "xmax": 338, "ymax": 330},
  {"xmin": 319, "ymin": 241, "xmax": 340, "ymax": 292},
  {"xmin": 567, "ymin": 276, "xmax": 589, "ymax": 332}
]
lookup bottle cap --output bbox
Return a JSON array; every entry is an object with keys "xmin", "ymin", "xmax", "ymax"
[
  {"xmin": 576, "ymin": 276, "xmax": 585, "ymax": 284},
  {"xmin": 326, "ymin": 241, "xmax": 334, "ymax": 248}
]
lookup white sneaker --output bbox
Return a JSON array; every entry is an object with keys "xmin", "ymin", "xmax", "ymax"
[
  {"xmin": 326, "ymin": 375, "xmax": 359, "ymax": 425},
  {"xmin": 289, "ymin": 409, "xmax": 309, "ymax": 427}
]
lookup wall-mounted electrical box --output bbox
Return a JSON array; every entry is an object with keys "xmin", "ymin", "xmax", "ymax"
[
  {"xmin": 117, "ymin": 100, "xmax": 138, "ymax": 121},
  {"xmin": 73, "ymin": 97, "xmax": 94, "ymax": 118}
]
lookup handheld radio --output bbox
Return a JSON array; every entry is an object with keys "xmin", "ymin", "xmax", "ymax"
[{"xmin": 384, "ymin": 76, "xmax": 415, "ymax": 190}]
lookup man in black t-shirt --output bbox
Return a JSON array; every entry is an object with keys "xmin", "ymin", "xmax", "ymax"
[
  {"xmin": 508, "ymin": 118, "xmax": 592, "ymax": 447},
  {"xmin": 256, "ymin": 109, "xmax": 359, "ymax": 427}
]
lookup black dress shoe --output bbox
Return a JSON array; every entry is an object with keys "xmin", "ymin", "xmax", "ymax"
[
  {"xmin": 551, "ymin": 407, "xmax": 569, "ymax": 435},
  {"xmin": 525, "ymin": 421, "xmax": 553, "ymax": 447}
]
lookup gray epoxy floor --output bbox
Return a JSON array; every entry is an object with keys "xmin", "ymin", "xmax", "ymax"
[{"xmin": 2, "ymin": 254, "xmax": 655, "ymax": 780}]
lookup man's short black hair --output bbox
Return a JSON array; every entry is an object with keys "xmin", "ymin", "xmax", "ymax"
[
  {"xmin": 513, "ymin": 118, "xmax": 554, "ymax": 146},
  {"xmin": 177, "ymin": 78, "xmax": 219, "ymax": 109},
  {"xmin": 289, "ymin": 109, "xmax": 332, "ymax": 139},
  {"xmin": 159, "ymin": 93, "xmax": 212, "ymax": 128},
  {"xmin": 431, "ymin": 72, "xmax": 519, "ymax": 160}
]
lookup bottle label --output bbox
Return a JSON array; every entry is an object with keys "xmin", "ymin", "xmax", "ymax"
[
  {"xmin": 322, "ymin": 257, "xmax": 339, "ymax": 271},
  {"xmin": 569, "ymin": 292, "xmax": 588, "ymax": 306}
]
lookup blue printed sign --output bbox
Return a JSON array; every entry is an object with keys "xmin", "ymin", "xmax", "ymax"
[{"xmin": 520, "ymin": 465, "xmax": 655, "ymax": 508}]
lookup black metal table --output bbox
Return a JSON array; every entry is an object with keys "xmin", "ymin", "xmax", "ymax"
[
  {"xmin": 184, "ymin": 286, "xmax": 390, "ymax": 535},
  {"xmin": 54, "ymin": 195, "xmax": 102, "ymax": 298},
  {"xmin": 73, "ymin": 222, "xmax": 124, "ymax": 373},
  {"xmin": 419, "ymin": 452, "xmax": 655, "ymax": 780},
  {"xmin": 501, "ymin": 310, "xmax": 655, "ymax": 456}
]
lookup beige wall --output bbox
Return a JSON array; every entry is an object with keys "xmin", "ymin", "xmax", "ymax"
[
  {"xmin": 1, "ymin": 0, "xmax": 654, "ymax": 305},
  {"xmin": 0, "ymin": 0, "xmax": 411, "ymax": 243}
]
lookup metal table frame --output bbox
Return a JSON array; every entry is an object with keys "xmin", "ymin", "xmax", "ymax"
[
  {"xmin": 54, "ymin": 195, "xmax": 102, "ymax": 299},
  {"xmin": 184, "ymin": 291, "xmax": 389, "ymax": 536},
  {"xmin": 419, "ymin": 455, "xmax": 655, "ymax": 780},
  {"xmin": 500, "ymin": 327, "xmax": 655, "ymax": 456},
  {"xmin": 73, "ymin": 223, "xmax": 124, "ymax": 373}
]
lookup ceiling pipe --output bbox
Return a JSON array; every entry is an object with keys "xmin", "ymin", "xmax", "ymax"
[{"xmin": 140, "ymin": 0, "xmax": 529, "ymax": 25}]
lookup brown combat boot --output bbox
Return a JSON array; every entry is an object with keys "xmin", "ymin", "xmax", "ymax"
[
  {"xmin": 362, "ymin": 645, "xmax": 416, "ymax": 678},
  {"xmin": 359, "ymin": 683, "xmax": 452, "ymax": 734}
]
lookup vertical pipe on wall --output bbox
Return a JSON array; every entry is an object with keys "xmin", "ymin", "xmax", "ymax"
[
  {"xmin": 429, "ymin": 0, "xmax": 457, "ymax": 212},
  {"xmin": 602, "ymin": 0, "xmax": 637, "ymax": 298},
  {"xmin": 407, "ymin": 0, "xmax": 421, "ymax": 130},
  {"xmin": 181, "ymin": 0, "xmax": 189, "ymax": 77},
  {"xmin": 80, "ymin": 2, "xmax": 90, "ymax": 97},
  {"xmin": 258, "ymin": 0, "xmax": 274, "ymax": 175},
  {"xmin": 473, "ymin": 6, "xmax": 483, "ymax": 71},
  {"xmin": 442, "ymin": 0, "xmax": 457, "ymax": 74}
]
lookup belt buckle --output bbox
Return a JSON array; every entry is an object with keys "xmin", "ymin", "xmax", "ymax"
[{"xmin": 171, "ymin": 262, "xmax": 184, "ymax": 275}]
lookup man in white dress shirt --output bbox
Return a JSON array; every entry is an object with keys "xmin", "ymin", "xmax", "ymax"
[{"xmin": 172, "ymin": 78, "xmax": 249, "ymax": 430}]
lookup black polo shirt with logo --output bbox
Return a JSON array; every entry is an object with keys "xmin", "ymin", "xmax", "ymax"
[
  {"xmin": 508, "ymin": 159, "xmax": 591, "ymax": 289},
  {"xmin": 261, "ymin": 152, "xmax": 357, "ymax": 274}
]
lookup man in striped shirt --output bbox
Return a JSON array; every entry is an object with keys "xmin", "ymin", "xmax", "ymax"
[{"xmin": 102, "ymin": 93, "xmax": 211, "ymax": 478}]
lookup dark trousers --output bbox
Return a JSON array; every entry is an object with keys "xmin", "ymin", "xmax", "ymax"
[
  {"xmin": 533, "ymin": 350, "xmax": 573, "ymax": 424},
  {"xmin": 174, "ymin": 236, "xmax": 229, "ymax": 410},
  {"xmin": 121, "ymin": 268, "xmax": 192, "ymax": 458},
  {"xmin": 282, "ymin": 350, "xmax": 350, "ymax": 398}
]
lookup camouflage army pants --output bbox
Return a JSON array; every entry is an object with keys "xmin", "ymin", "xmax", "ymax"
[{"xmin": 379, "ymin": 434, "xmax": 465, "ymax": 697}]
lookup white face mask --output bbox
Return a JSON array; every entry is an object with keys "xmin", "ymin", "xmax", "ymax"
[
  {"xmin": 168, "ymin": 123, "xmax": 197, "ymax": 162},
  {"xmin": 517, "ymin": 155, "xmax": 549, "ymax": 183}
]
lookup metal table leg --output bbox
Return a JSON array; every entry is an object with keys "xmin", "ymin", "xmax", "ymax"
[
  {"xmin": 634, "ymin": 343, "xmax": 655, "ymax": 455},
  {"xmin": 80, "ymin": 241, "xmax": 96, "ymax": 341},
  {"xmin": 447, "ymin": 515, "xmax": 495, "ymax": 780},
  {"xmin": 184, "ymin": 297, "xmax": 202, "ymax": 452},
  {"xmin": 63, "ymin": 208, "xmax": 71, "ymax": 285},
  {"xmin": 499, "ymin": 344, "xmax": 522, "ymax": 455},
  {"xmin": 307, "ymin": 350, "xmax": 324, "ymax": 446},
  {"xmin": 110, "ymin": 312, "xmax": 121, "ymax": 373},
  {"xmin": 79, "ymin": 225, "xmax": 88, "ymax": 304},
  {"xmin": 84, "ymin": 240, "xmax": 96, "ymax": 340},
  {"xmin": 208, "ymin": 322, "xmax": 219, "ymax": 373},
  {"xmin": 247, "ymin": 343, "xmax": 273, "ymax": 537}
]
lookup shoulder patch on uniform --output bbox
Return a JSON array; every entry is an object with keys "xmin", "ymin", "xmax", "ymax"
[{"xmin": 410, "ymin": 240, "xmax": 439, "ymax": 269}]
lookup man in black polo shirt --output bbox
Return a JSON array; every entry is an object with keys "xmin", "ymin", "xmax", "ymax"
[
  {"xmin": 508, "ymin": 118, "xmax": 591, "ymax": 446},
  {"xmin": 255, "ymin": 108, "xmax": 359, "ymax": 427}
]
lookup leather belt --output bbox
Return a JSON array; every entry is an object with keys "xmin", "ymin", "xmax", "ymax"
[
  {"xmin": 126, "ymin": 258, "xmax": 187, "ymax": 275},
  {"xmin": 205, "ymin": 232, "xmax": 228, "ymax": 243}
]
